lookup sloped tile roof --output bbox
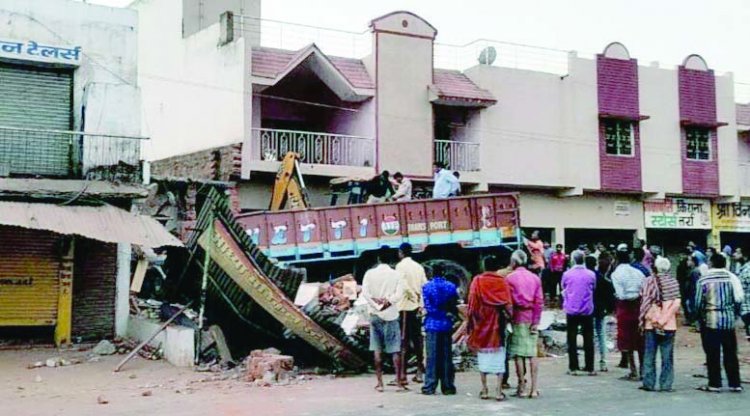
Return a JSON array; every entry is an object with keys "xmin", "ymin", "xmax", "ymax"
[
  {"xmin": 737, "ymin": 103, "xmax": 750, "ymax": 126},
  {"xmin": 251, "ymin": 46, "xmax": 374, "ymax": 89},
  {"xmin": 432, "ymin": 69, "xmax": 496, "ymax": 104}
]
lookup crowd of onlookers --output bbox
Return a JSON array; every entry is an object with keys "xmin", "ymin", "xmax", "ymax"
[
  {"xmin": 526, "ymin": 233, "xmax": 748, "ymax": 393},
  {"xmin": 360, "ymin": 233, "xmax": 748, "ymax": 400}
]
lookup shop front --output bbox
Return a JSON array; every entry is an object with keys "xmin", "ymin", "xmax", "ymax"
[
  {"xmin": 644, "ymin": 197, "xmax": 712, "ymax": 258},
  {"xmin": 519, "ymin": 192, "xmax": 644, "ymax": 250},
  {"xmin": 712, "ymin": 200, "xmax": 750, "ymax": 252}
]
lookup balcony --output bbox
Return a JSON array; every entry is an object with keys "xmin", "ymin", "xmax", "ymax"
[
  {"xmin": 0, "ymin": 125, "xmax": 146, "ymax": 181},
  {"xmin": 434, "ymin": 140, "xmax": 480, "ymax": 172},
  {"xmin": 252, "ymin": 127, "xmax": 375, "ymax": 169}
]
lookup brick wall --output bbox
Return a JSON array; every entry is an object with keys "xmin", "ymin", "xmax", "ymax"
[
  {"xmin": 151, "ymin": 143, "xmax": 242, "ymax": 182},
  {"xmin": 737, "ymin": 103, "xmax": 750, "ymax": 127},
  {"xmin": 678, "ymin": 67, "xmax": 719, "ymax": 196},
  {"xmin": 72, "ymin": 238, "xmax": 117, "ymax": 340},
  {"xmin": 597, "ymin": 55, "xmax": 642, "ymax": 192}
]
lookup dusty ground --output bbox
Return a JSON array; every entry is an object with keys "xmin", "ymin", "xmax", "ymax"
[{"xmin": 1, "ymin": 329, "xmax": 748, "ymax": 416}]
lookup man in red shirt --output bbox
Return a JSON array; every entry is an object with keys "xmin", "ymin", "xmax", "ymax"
[{"xmin": 547, "ymin": 244, "xmax": 568, "ymax": 302}]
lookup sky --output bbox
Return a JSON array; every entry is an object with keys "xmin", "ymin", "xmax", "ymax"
[{"xmin": 92, "ymin": 0, "xmax": 749, "ymax": 98}]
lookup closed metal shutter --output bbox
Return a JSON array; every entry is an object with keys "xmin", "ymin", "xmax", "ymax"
[
  {"xmin": 0, "ymin": 226, "xmax": 60, "ymax": 326},
  {"xmin": 0, "ymin": 64, "xmax": 73, "ymax": 176},
  {"xmin": 72, "ymin": 239, "xmax": 116, "ymax": 339}
]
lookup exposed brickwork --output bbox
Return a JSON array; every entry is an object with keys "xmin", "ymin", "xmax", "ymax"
[
  {"xmin": 737, "ymin": 103, "xmax": 750, "ymax": 126},
  {"xmin": 597, "ymin": 55, "xmax": 642, "ymax": 192},
  {"xmin": 151, "ymin": 143, "xmax": 242, "ymax": 182},
  {"xmin": 678, "ymin": 67, "xmax": 720, "ymax": 196},
  {"xmin": 73, "ymin": 238, "xmax": 117, "ymax": 340}
]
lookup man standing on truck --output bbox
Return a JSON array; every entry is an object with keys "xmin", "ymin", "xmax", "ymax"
[
  {"xmin": 362, "ymin": 247, "xmax": 407, "ymax": 392},
  {"xmin": 391, "ymin": 172, "xmax": 413, "ymax": 202},
  {"xmin": 367, "ymin": 171, "xmax": 396, "ymax": 203},
  {"xmin": 395, "ymin": 243, "xmax": 427, "ymax": 385},
  {"xmin": 432, "ymin": 162, "xmax": 460, "ymax": 199}
]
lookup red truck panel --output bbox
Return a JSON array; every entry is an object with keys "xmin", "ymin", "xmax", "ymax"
[
  {"xmin": 448, "ymin": 198, "xmax": 473, "ymax": 231},
  {"xmin": 294, "ymin": 210, "xmax": 322, "ymax": 245},
  {"xmin": 403, "ymin": 201, "xmax": 427, "ymax": 235},
  {"xmin": 237, "ymin": 193, "xmax": 520, "ymax": 256},
  {"xmin": 322, "ymin": 207, "xmax": 354, "ymax": 243},
  {"xmin": 375, "ymin": 204, "xmax": 402, "ymax": 238}
]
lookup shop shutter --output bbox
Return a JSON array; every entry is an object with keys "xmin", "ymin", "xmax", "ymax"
[
  {"xmin": 72, "ymin": 239, "xmax": 116, "ymax": 339},
  {"xmin": 0, "ymin": 226, "xmax": 61, "ymax": 326},
  {"xmin": 0, "ymin": 63, "xmax": 73, "ymax": 176}
]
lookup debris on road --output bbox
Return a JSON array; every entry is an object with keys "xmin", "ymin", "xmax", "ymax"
[
  {"xmin": 245, "ymin": 348, "xmax": 294, "ymax": 385},
  {"xmin": 92, "ymin": 340, "xmax": 116, "ymax": 356}
]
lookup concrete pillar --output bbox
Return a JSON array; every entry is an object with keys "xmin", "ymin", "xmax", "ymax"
[{"xmin": 115, "ymin": 243, "xmax": 132, "ymax": 337}]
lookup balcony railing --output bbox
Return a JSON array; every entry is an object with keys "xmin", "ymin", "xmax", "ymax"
[
  {"xmin": 0, "ymin": 125, "xmax": 146, "ymax": 181},
  {"xmin": 253, "ymin": 128, "xmax": 375, "ymax": 168},
  {"xmin": 434, "ymin": 140, "xmax": 481, "ymax": 172}
]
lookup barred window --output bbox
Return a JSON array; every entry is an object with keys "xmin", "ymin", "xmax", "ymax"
[
  {"xmin": 686, "ymin": 127, "xmax": 710, "ymax": 160},
  {"xmin": 603, "ymin": 120, "xmax": 633, "ymax": 156}
]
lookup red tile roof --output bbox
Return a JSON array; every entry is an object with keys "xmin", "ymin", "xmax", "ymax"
[
  {"xmin": 737, "ymin": 103, "xmax": 750, "ymax": 126},
  {"xmin": 251, "ymin": 47, "xmax": 496, "ymax": 104},
  {"xmin": 432, "ymin": 69, "xmax": 496, "ymax": 104},
  {"xmin": 251, "ymin": 46, "xmax": 374, "ymax": 90}
]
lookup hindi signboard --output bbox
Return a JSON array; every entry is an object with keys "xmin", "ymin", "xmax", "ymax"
[
  {"xmin": 643, "ymin": 198, "xmax": 711, "ymax": 229},
  {"xmin": 713, "ymin": 200, "xmax": 750, "ymax": 232},
  {"xmin": 0, "ymin": 38, "xmax": 82, "ymax": 66}
]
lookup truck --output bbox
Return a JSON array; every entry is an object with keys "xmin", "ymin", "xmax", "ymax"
[{"xmin": 189, "ymin": 182, "xmax": 521, "ymax": 369}]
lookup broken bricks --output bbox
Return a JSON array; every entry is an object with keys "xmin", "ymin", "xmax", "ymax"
[{"xmin": 245, "ymin": 349, "xmax": 294, "ymax": 384}]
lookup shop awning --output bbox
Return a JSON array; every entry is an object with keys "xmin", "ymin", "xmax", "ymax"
[{"xmin": 0, "ymin": 201, "xmax": 184, "ymax": 248}]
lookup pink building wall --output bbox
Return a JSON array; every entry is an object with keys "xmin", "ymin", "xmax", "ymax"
[
  {"xmin": 678, "ymin": 66, "xmax": 720, "ymax": 196},
  {"xmin": 597, "ymin": 55, "xmax": 642, "ymax": 192}
]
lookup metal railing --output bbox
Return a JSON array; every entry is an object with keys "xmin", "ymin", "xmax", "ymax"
[
  {"xmin": 434, "ymin": 140, "xmax": 481, "ymax": 172},
  {"xmin": 235, "ymin": 15, "xmax": 371, "ymax": 58},
  {"xmin": 0, "ymin": 125, "xmax": 146, "ymax": 180},
  {"xmin": 252, "ymin": 128, "xmax": 375, "ymax": 167}
]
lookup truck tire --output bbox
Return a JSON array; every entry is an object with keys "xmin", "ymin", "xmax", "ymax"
[{"xmin": 421, "ymin": 259, "xmax": 471, "ymax": 301}]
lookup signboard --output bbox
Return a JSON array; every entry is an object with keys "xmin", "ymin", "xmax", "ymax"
[
  {"xmin": 713, "ymin": 201, "xmax": 750, "ymax": 232},
  {"xmin": 644, "ymin": 198, "xmax": 711, "ymax": 229},
  {"xmin": 0, "ymin": 38, "xmax": 82, "ymax": 66},
  {"xmin": 614, "ymin": 201, "xmax": 631, "ymax": 217}
]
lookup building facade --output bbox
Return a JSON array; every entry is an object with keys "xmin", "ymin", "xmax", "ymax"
[
  {"xmin": 0, "ymin": 0, "xmax": 179, "ymax": 346},
  {"xmin": 142, "ymin": 4, "xmax": 749, "ymax": 252}
]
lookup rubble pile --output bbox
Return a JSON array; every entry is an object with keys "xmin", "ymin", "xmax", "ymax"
[{"xmin": 245, "ymin": 348, "xmax": 295, "ymax": 385}]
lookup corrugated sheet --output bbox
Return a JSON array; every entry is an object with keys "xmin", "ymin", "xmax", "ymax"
[
  {"xmin": 0, "ymin": 178, "xmax": 148, "ymax": 198},
  {"xmin": 0, "ymin": 227, "xmax": 60, "ymax": 326},
  {"xmin": 0, "ymin": 201, "xmax": 183, "ymax": 248},
  {"xmin": 73, "ymin": 238, "xmax": 116, "ymax": 339}
]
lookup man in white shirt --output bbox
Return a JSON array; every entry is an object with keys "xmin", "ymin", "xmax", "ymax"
[
  {"xmin": 391, "ymin": 172, "xmax": 413, "ymax": 202},
  {"xmin": 432, "ymin": 162, "xmax": 460, "ymax": 199},
  {"xmin": 362, "ymin": 247, "xmax": 406, "ymax": 392},
  {"xmin": 395, "ymin": 243, "xmax": 427, "ymax": 384}
]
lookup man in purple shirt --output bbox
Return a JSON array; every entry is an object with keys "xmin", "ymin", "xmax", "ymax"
[{"xmin": 561, "ymin": 250, "xmax": 597, "ymax": 376}]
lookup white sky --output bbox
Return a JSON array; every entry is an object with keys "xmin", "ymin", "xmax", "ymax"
[{"xmin": 93, "ymin": 0, "xmax": 750, "ymax": 97}]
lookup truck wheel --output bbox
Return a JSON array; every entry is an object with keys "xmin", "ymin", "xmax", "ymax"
[{"xmin": 422, "ymin": 259, "xmax": 471, "ymax": 301}]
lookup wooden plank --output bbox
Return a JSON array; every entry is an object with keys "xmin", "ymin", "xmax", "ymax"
[
  {"xmin": 208, "ymin": 325, "xmax": 234, "ymax": 365},
  {"xmin": 130, "ymin": 259, "xmax": 149, "ymax": 293}
]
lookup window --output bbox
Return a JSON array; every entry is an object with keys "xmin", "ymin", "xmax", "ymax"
[
  {"xmin": 685, "ymin": 127, "xmax": 711, "ymax": 160},
  {"xmin": 603, "ymin": 120, "xmax": 634, "ymax": 156}
]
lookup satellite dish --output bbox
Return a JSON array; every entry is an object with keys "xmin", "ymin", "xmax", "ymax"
[{"xmin": 478, "ymin": 46, "xmax": 497, "ymax": 65}]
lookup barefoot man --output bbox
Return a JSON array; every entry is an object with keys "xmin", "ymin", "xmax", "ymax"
[{"xmin": 362, "ymin": 246, "xmax": 406, "ymax": 392}]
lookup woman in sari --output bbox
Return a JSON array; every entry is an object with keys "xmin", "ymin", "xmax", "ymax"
[
  {"xmin": 467, "ymin": 255, "xmax": 513, "ymax": 401},
  {"xmin": 639, "ymin": 257, "xmax": 681, "ymax": 392}
]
